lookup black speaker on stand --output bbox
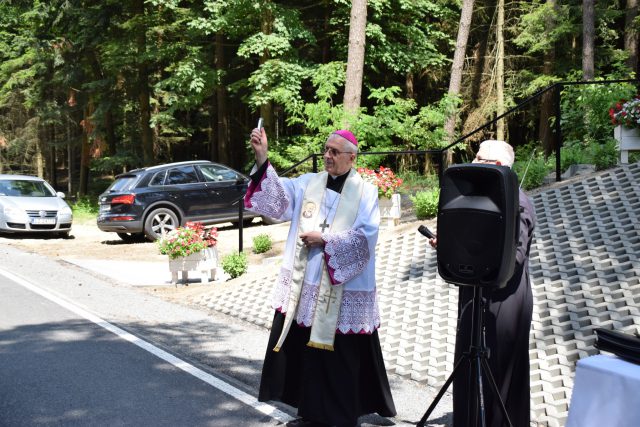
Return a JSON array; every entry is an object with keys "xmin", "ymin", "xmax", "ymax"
[{"xmin": 417, "ymin": 164, "xmax": 519, "ymax": 427}]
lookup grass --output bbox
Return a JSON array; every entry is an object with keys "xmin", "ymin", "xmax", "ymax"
[{"xmin": 70, "ymin": 196, "xmax": 99, "ymax": 225}]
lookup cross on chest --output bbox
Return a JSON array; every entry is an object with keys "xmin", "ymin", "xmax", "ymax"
[{"xmin": 319, "ymin": 218, "xmax": 330, "ymax": 232}]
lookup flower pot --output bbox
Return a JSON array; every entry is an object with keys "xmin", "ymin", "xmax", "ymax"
[
  {"xmin": 614, "ymin": 125, "xmax": 640, "ymax": 164},
  {"xmin": 379, "ymin": 193, "xmax": 401, "ymax": 227},
  {"xmin": 168, "ymin": 247, "xmax": 218, "ymax": 285}
]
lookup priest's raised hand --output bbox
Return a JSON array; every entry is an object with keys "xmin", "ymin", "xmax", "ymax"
[{"xmin": 249, "ymin": 127, "xmax": 268, "ymax": 167}]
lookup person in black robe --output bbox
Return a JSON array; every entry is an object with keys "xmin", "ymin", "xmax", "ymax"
[
  {"xmin": 429, "ymin": 140, "xmax": 536, "ymax": 427},
  {"xmin": 453, "ymin": 189, "xmax": 535, "ymax": 427}
]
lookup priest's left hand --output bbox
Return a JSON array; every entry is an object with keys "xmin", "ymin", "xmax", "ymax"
[{"xmin": 300, "ymin": 231, "xmax": 324, "ymax": 248}]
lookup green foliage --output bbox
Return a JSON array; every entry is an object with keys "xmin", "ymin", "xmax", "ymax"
[
  {"xmin": 512, "ymin": 143, "xmax": 552, "ymax": 190},
  {"xmin": 70, "ymin": 196, "xmax": 99, "ymax": 223},
  {"xmin": 400, "ymin": 171, "xmax": 439, "ymax": 193},
  {"xmin": 410, "ymin": 188, "xmax": 440, "ymax": 220},
  {"xmin": 590, "ymin": 139, "xmax": 618, "ymax": 171},
  {"xmin": 221, "ymin": 251, "xmax": 248, "ymax": 279},
  {"xmin": 252, "ymin": 233, "xmax": 273, "ymax": 254},
  {"xmin": 560, "ymin": 142, "xmax": 588, "ymax": 172},
  {"xmin": 561, "ymin": 81, "xmax": 636, "ymax": 147}
]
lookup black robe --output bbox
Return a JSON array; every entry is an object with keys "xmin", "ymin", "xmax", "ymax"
[
  {"xmin": 257, "ymin": 171, "xmax": 396, "ymax": 427},
  {"xmin": 452, "ymin": 189, "xmax": 536, "ymax": 427}
]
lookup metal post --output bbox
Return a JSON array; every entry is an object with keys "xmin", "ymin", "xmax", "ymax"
[
  {"xmin": 312, "ymin": 154, "xmax": 318, "ymax": 173},
  {"xmin": 238, "ymin": 200, "xmax": 243, "ymax": 253},
  {"xmin": 438, "ymin": 150, "xmax": 446, "ymax": 182},
  {"xmin": 554, "ymin": 83, "xmax": 563, "ymax": 182}
]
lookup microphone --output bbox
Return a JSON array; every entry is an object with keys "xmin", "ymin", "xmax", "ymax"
[{"xmin": 418, "ymin": 225, "xmax": 436, "ymax": 240}]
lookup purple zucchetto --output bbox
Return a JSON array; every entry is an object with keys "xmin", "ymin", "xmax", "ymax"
[{"xmin": 332, "ymin": 129, "xmax": 358, "ymax": 146}]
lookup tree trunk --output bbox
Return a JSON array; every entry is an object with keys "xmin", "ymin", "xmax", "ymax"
[
  {"xmin": 625, "ymin": 0, "xmax": 639, "ymax": 74},
  {"xmin": 49, "ymin": 125, "xmax": 57, "ymax": 187},
  {"xmin": 582, "ymin": 0, "xmax": 595, "ymax": 80},
  {"xmin": 496, "ymin": 0, "xmax": 505, "ymax": 140},
  {"xmin": 134, "ymin": 0, "xmax": 154, "ymax": 165},
  {"xmin": 35, "ymin": 125, "xmax": 44, "ymax": 178},
  {"xmin": 79, "ymin": 105, "xmax": 92, "ymax": 197},
  {"xmin": 539, "ymin": 0, "xmax": 557, "ymax": 156},
  {"xmin": 259, "ymin": 7, "xmax": 274, "ymax": 135},
  {"xmin": 88, "ymin": 52, "xmax": 117, "ymax": 157},
  {"xmin": 215, "ymin": 32, "xmax": 229, "ymax": 165},
  {"xmin": 444, "ymin": 0, "xmax": 475, "ymax": 152},
  {"xmin": 406, "ymin": 72, "xmax": 414, "ymax": 100},
  {"xmin": 470, "ymin": 38, "xmax": 489, "ymax": 108},
  {"xmin": 343, "ymin": 0, "xmax": 368, "ymax": 116},
  {"xmin": 67, "ymin": 120, "xmax": 73, "ymax": 195}
]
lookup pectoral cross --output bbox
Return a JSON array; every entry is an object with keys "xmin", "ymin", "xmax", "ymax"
[
  {"xmin": 319, "ymin": 287, "xmax": 337, "ymax": 313},
  {"xmin": 319, "ymin": 218, "xmax": 330, "ymax": 233}
]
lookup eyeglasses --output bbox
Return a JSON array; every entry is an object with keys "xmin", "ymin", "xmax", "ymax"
[{"xmin": 323, "ymin": 147, "xmax": 352, "ymax": 157}]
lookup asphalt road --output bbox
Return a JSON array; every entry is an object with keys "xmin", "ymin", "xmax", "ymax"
[
  {"xmin": 0, "ymin": 247, "xmax": 291, "ymax": 427},
  {"xmin": 0, "ymin": 242, "xmax": 451, "ymax": 427}
]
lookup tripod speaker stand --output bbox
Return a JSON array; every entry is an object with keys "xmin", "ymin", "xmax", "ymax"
[
  {"xmin": 416, "ymin": 284, "xmax": 513, "ymax": 427},
  {"xmin": 417, "ymin": 164, "xmax": 519, "ymax": 427}
]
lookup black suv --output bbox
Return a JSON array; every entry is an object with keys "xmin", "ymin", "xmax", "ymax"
[{"xmin": 97, "ymin": 160, "xmax": 258, "ymax": 241}]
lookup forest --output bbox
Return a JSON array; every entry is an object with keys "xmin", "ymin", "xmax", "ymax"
[{"xmin": 1, "ymin": 0, "xmax": 639, "ymax": 197}]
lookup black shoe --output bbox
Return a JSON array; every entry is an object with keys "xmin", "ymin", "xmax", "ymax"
[{"xmin": 286, "ymin": 419, "xmax": 311, "ymax": 427}]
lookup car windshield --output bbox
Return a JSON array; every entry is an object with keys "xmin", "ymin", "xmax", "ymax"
[{"xmin": 0, "ymin": 180, "xmax": 56, "ymax": 197}]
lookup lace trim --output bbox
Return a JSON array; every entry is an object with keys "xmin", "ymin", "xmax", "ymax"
[
  {"xmin": 295, "ymin": 280, "xmax": 320, "ymax": 326},
  {"xmin": 272, "ymin": 267, "xmax": 379, "ymax": 334},
  {"xmin": 294, "ymin": 288, "xmax": 379, "ymax": 334},
  {"xmin": 249, "ymin": 167, "xmax": 288, "ymax": 218},
  {"xmin": 272, "ymin": 268, "xmax": 292, "ymax": 311},
  {"xmin": 323, "ymin": 229, "xmax": 370, "ymax": 284},
  {"xmin": 337, "ymin": 290, "xmax": 380, "ymax": 334}
]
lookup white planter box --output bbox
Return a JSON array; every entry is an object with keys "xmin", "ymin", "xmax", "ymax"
[
  {"xmin": 168, "ymin": 247, "xmax": 218, "ymax": 285},
  {"xmin": 613, "ymin": 125, "xmax": 640, "ymax": 164},
  {"xmin": 379, "ymin": 193, "xmax": 401, "ymax": 227}
]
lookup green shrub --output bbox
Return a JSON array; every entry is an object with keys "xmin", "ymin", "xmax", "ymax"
[
  {"xmin": 70, "ymin": 196, "xmax": 99, "ymax": 223},
  {"xmin": 399, "ymin": 171, "xmax": 439, "ymax": 193},
  {"xmin": 561, "ymin": 142, "xmax": 588, "ymax": 172},
  {"xmin": 221, "ymin": 252, "xmax": 248, "ymax": 279},
  {"xmin": 514, "ymin": 157, "xmax": 551, "ymax": 190},
  {"xmin": 591, "ymin": 139, "xmax": 618, "ymax": 171},
  {"xmin": 253, "ymin": 233, "xmax": 273, "ymax": 254},
  {"xmin": 410, "ymin": 188, "xmax": 440, "ymax": 219}
]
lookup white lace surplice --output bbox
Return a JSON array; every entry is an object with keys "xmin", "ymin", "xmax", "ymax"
[{"xmin": 244, "ymin": 163, "xmax": 381, "ymax": 334}]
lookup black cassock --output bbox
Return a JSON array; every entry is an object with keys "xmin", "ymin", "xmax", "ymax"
[
  {"xmin": 257, "ymin": 172, "xmax": 396, "ymax": 427},
  {"xmin": 259, "ymin": 313, "xmax": 397, "ymax": 427},
  {"xmin": 453, "ymin": 190, "xmax": 536, "ymax": 427}
]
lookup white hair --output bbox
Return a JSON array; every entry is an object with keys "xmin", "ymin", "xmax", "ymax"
[{"xmin": 476, "ymin": 140, "xmax": 515, "ymax": 168}]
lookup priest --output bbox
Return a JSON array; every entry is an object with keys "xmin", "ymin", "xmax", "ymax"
[{"xmin": 244, "ymin": 127, "xmax": 396, "ymax": 427}]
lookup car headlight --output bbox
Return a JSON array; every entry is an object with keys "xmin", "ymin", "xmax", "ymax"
[
  {"xmin": 60, "ymin": 205, "xmax": 73, "ymax": 216},
  {"xmin": 3, "ymin": 206, "xmax": 26, "ymax": 219}
]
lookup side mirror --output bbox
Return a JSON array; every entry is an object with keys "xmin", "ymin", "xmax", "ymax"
[{"xmin": 56, "ymin": 191, "xmax": 66, "ymax": 199}]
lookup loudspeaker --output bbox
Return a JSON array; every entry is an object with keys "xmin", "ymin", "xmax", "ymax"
[{"xmin": 436, "ymin": 164, "xmax": 519, "ymax": 289}]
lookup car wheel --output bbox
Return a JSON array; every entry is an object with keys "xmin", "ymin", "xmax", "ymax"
[
  {"xmin": 144, "ymin": 208, "xmax": 179, "ymax": 241},
  {"xmin": 117, "ymin": 232, "xmax": 146, "ymax": 242}
]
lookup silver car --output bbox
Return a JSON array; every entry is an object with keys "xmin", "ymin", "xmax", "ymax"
[{"xmin": 0, "ymin": 174, "xmax": 73, "ymax": 237}]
